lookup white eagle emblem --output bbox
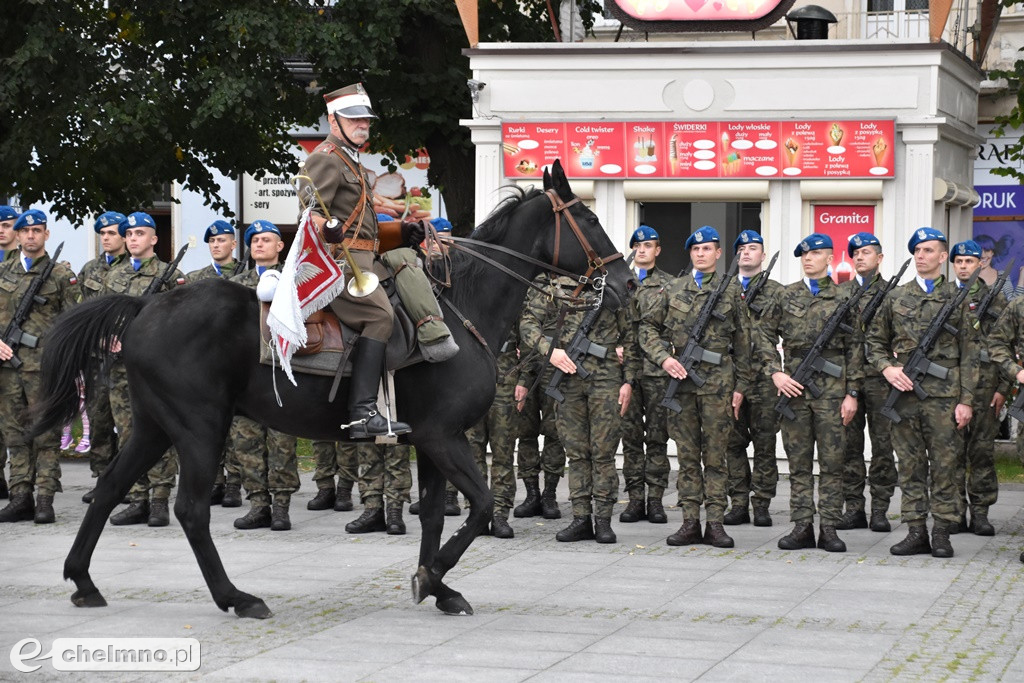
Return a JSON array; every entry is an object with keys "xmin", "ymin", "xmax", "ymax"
[
  {"xmin": 800, "ymin": 241, "xmax": 809, "ymax": 253},
  {"xmin": 695, "ymin": 232, "xmax": 703, "ymax": 243},
  {"xmin": 917, "ymin": 229, "xmax": 927, "ymax": 240},
  {"xmin": 741, "ymin": 233, "xmax": 749, "ymax": 243},
  {"xmin": 128, "ymin": 215, "xmax": 137, "ymax": 226},
  {"xmin": 25, "ymin": 215, "xmax": 34, "ymax": 225},
  {"xmin": 853, "ymin": 236, "xmax": 862, "ymax": 246},
  {"xmin": 295, "ymin": 261, "xmax": 324, "ymax": 286}
]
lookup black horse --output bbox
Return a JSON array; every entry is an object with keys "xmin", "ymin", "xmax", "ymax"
[{"xmin": 33, "ymin": 160, "xmax": 633, "ymax": 619}]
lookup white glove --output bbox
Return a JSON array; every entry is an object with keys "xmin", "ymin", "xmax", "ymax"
[{"xmin": 256, "ymin": 269, "xmax": 280, "ymax": 302}]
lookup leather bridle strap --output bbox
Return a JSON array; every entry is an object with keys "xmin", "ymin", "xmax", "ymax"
[{"xmin": 544, "ymin": 189, "xmax": 623, "ymax": 299}]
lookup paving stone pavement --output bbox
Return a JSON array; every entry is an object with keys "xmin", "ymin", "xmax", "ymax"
[{"xmin": 2, "ymin": 460, "xmax": 1024, "ymax": 681}]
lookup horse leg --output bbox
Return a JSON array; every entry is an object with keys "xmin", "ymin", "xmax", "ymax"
[
  {"xmin": 64, "ymin": 417, "xmax": 170, "ymax": 609},
  {"xmin": 411, "ymin": 455, "xmax": 446, "ymax": 603}
]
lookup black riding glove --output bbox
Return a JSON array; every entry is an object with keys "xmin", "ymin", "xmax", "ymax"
[{"xmin": 401, "ymin": 220, "xmax": 426, "ymax": 247}]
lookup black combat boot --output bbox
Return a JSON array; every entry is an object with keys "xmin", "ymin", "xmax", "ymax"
[
  {"xmin": 778, "ymin": 522, "xmax": 815, "ymax": 550},
  {"xmin": 210, "ymin": 483, "xmax": 225, "ymax": 506},
  {"xmin": 148, "ymin": 498, "xmax": 170, "ymax": 527},
  {"xmin": 890, "ymin": 524, "xmax": 931, "ymax": 555},
  {"xmin": 948, "ymin": 512, "xmax": 968, "ymax": 535},
  {"xmin": 513, "ymin": 476, "xmax": 542, "ymax": 518},
  {"xmin": 444, "ymin": 489, "xmax": 461, "ymax": 516},
  {"xmin": 271, "ymin": 504, "xmax": 292, "ymax": 531},
  {"xmin": 491, "ymin": 511, "xmax": 514, "ymax": 539},
  {"xmin": 618, "ymin": 498, "xmax": 646, "ymax": 523},
  {"xmin": 870, "ymin": 509, "xmax": 891, "ymax": 532},
  {"xmin": 704, "ymin": 522, "xmax": 735, "ymax": 548},
  {"xmin": 647, "ymin": 498, "xmax": 667, "ymax": 524},
  {"xmin": 723, "ymin": 503, "xmax": 750, "ymax": 526},
  {"xmin": 234, "ymin": 505, "xmax": 271, "ymax": 529},
  {"xmin": 221, "ymin": 483, "xmax": 242, "ymax": 508},
  {"xmin": 34, "ymin": 494, "xmax": 55, "ymax": 524},
  {"xmin": 667, "ymin": 519, "xmax": 703, "ymax": 546},
  {"xmin": 334, "ymin": 487, "xmax": 354, "ymax": 512},
  {"xmin": 931, "ymin": 526, "xmax": 954, "ymax": 558},
  {"xmin": 836, "ymin": 509, "xmax": 868, "ymax": 530},
  {"xmin": 752, "ymin": 501, "xmax": 772, "ymax": 527},
  {"xmin": 817, "ymin": 525, "xmax": 846, "ymax": 552},
  {"xmin": 110, "ymin": 500, "xmax": 149, "ymax": 526},
  {"xmin": 0, "ymin": 492, "xmax": 35, "ymax": 523},
  {"xmin": 345, "ymin": 338, "xmax": 411, "ymax": 439},
  {"xmin": 386, "ymin": 503, "xmax": 406, "ymax": 535},
  {"xmin": 541, "ymin": 476, "xmax": 561, "ymax": 520},
  {"xmin": 307, "ymin": 486, "xmax": 336, "ymax": 511},
  {"xmin": 556, "ymin": 515, "xmax": 594, "ymax": 542},
  {"xmin": 345, "ymin": 506, "xmax": 386, "ymax": 533},
  {"xmin": 594, "ymin": 517, "xmax": 616, "ymax": 544},
  {"xmin": 0, "ymin": 477, "xmax": 8, "ymax": 499},
  {"xmin": 969, "ymin": 509, "xmax": 995, "ymax": 536}
]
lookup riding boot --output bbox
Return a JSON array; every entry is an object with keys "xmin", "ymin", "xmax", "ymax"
[
  {"xmin": 110, "ymin": 499, "xmax": 149, "ymax": 526},
  {"xmin": 513, "ymin": 476, "xmax": 542, "ymax": 518},
  {"xmin": 931, "ymin": 526, "xmax": 954, "ymax": 558},
  {"xmin": 752, "ymin": 500, "xmax": 772, "ymax": 527},
  {"xmin": 386, "ymin": 503, "xmax": 406, "ymax": 535},
  {"xmin": 334, "ymin": 487, "xmax": 354, "ymax": 512},
  {"xmin": 666, "ymin": 519, "xmax": 702, "ymax": 546},
  {"xmin": 444, "ymin": 489, "xmax": 461, "ymax": 516},
  {"xmin": 704, "ymin": 522, "xmax": 735, "ymax": 548},
  {"xmin": 345, "ymin": 506, "xmax": 386, "ymax": 534},
  {"xmin": 836, "ymin": 509, "xmax": 868, "ymax": 530},
  {"xmin": 817, "ymin": 525, "xmax": 846, "ymax": 553},
  {"xmin": 234, "ymin": 504, "xmax": 271, "ymax": 530},
  {"xmin": 778, "ymin": 522, "xmax": 815, "ymax": 550},
  {"xmin": 618, "ymin": 498, "xmax": 646, "ymax": 523},
  {"xmin": 541, "ymin": 476, "xmax": 561, "ymax": 520},
  {"xmin": 34, "ymin": 494, "xmax": 55, "ymax": 525},
  {"xmin": 890, "ymin": 524, "xmax": 931, "ymax": 556},
  {"xmin": 345, "ymin": 338, "xmax": 411, "ymax": 439},
  {"xmin": 271, "ymin": 503, "xmax": 292, "ymax": 531},
  {"xmin": 210, "ymin": 483, "xmax": 225, "ymax": 506},
  {"xmin": 556, "ymin": 515, "xmax": 594, "ymax": 542},
  {"xmin": 491, "ymin": 510, "xmax": 514, "ymax": 539},
  {"xmin": 307, "ymin": 486, "xmax": 336, "ymax": 511},
  {"xmin": 647, "ymin": 498, "xmax": 668, "ymax": 524},
  {"xmin": 594, "ymin": 517, "xmax": 616, "ymax": 544},
  {"xmin": 0, "ymin": 477, "xmax": 8, "ymax": 500},
  {"xmin": 221, "ymin": 483, "xmax": 242, "ymax": 508}
]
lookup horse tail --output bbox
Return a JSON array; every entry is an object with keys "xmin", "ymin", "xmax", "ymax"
[{"xmin": 30, "ymin": 295, "xmax": 148, "ymax": 439}]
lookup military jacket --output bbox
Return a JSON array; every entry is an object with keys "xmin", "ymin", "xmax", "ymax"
[
  {"xmin": 838, "ymin": 272, "xmax": 889, "ymax": 379},
  {"xmin": 231, "ymin": 263, "xmax": 282, "ymax": 289},
  {"xmin": 757, "ymin": 277, "xmax": 865, "ymax": 400},
  {"xmin": 495, "ymin": 323, "xmax": 521, "ymax": 391},
  {"xmin": 639, "ymin": 270, "xmax": 753, "ymax": 396},
  {"xmin": 519, "ymin": 274, "xmax": 639, "ymax": 386},
  {"xmin": 736, "ymin": 272, "xmax": 783, "ymax": 384},
  {"xmin": 630, "ymin": 266, "xmax": 675, "ymax": 378},
  {"xmin": 79, "ymin": 252, "xmax": 126, "ymax": 300},
  {"xmin": 988, "ymin": 295, "xmax": 1024, "ymax": 386},
  {"xmin": 102, "ymin": 256, "xmax": 185, "ymax": 296},
  {"xmin": 298, "ymin": 133, "xmax": 377, "ymax": 244},
  {"xmin": 962, "ymin": 279, "xmax": 1010, "ymax": 396},
  {"xmin": 0, "ymin": 253, "xmax": 82, "ymax": 371},
  {"xmin": 865, "ymin": 277, "xmax": 979, "ymax": 406},
  {"xmin": 0, "ymin": 248, "xmax": 20, "ymax": 263},
  {"xmin": 186, "ymin": 260, "xmax": 241, "ymax": 284}
]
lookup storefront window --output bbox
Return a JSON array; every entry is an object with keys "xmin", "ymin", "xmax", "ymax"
[{"xmin": 637, "ymin": 201, "xmax": 761, "ymax": 275}]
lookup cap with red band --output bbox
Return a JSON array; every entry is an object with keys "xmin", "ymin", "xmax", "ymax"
[{"xmin": 324, "ymin": 83, "xmax": 377, "ymax": 119}]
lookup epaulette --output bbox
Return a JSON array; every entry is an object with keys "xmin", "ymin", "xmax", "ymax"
[{"xmin": 317, "ymin": 142, "xmax": 336, "ymax": 155}]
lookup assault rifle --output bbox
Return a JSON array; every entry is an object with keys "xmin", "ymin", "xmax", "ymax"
[
  {"xmin": 744, "ymin": 251, "xmax": 779, "ymax": 316},
  {"xmin": 143, "ymin": 244, "xmax": 189, "ymax": 295},
  {"xmin": 975, "ymin": 258, "xmax": 1014, "ymax": 325},
  {"xmin": 1, "ymin": 241, "xmax": 64, "ymax": 369},
  {"xmin": 660, "ymin": 257, "xmax": 741, "ymax": 413},
  {"xmin": 860, "ymin": 258, "xmax": 911, "ymax": 328},
  {"xmin": 235, "ymin": 245, "xmax": 251, "ymax": 276},
  {"xmin": 880, "ymin": 268, "xmax": 980, "ymax": 423},
  {"xmin": 544, "ymin": 302, "xmax": 606, "ymax": 403},
  {"xmin": 774, "ymin": 278, "xmax": 871, "ymax": 421}
]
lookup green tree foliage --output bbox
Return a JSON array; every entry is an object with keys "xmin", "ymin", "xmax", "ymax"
[{"xmin": 989, "ymin": 1, "xmax": 1024, "ymax": 182}]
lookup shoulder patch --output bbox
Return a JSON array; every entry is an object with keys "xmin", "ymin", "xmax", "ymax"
[
  {"xmin": 69, "ymin": 276, "xmax": 77, "ymax": 285},
  {"xmin": 176, "ymin": 277, "xmax": 186, "ymax": 286}
]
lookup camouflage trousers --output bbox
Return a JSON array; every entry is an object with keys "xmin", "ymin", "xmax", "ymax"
[
  {"xmin": 348, "ymin": 442, "xmax": 412, "ymax": 508},
  {"xmin": 0, "ymin": 369, "xmax": 61, "ymax": 496},
  {"xmin": 311, "ymin": 440, "xmax": 359, "ymax": 492},
  {"xmin": 780, "ymin": 396, "xmax": 845, "ymax": 525},
  {"xmin": 841, "ymin": 375, "xmax": 898, "ymax": 514},
  {"xmin": 230, "ymin": 416, "xmax": 298, "ymax": 507},
  {"xmin": 957, "ymin": 384, "xmax": 1001, "ymax": 514},
  {"xmin": 553, "ymin": 375, "xmax": 622, "ymax": 518},
  {"xmin": 212, "ymin": 416, "xmax": 242, "ymax": 488},
  {"xmin": 725, "ymin": 379, "xmax": 780, "ymax": 507},
  {"xmin": 85, "ymin": 363, "xmax": 116, "ymax": 479},
  {"xmin": 464, "ymin": 387, "xmax": 519, "ymax": 513},
  {"xmin": 668, "ymin": 392, "xmax": 732, "ymax": 523},
  {"xmin": 518, "ymin": 372, "xmax": 566, "ymax": 479},
  {"xmin": 109, "ymin": 363, "xmax": 177, "ymax": 501},
  {"xmin": 889, "ymin": 394, "xmax": 963, "ymax": 527},
  {"xmin": 620, "ymin": 375, "xmax": 671, "ymax": 501}
]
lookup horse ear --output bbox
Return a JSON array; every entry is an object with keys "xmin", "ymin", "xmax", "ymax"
[
  {"xmin": 550, "ymin": 159, "xmax": 574, "ymax": 202},
  {"xmin": 542, "ymin": 166, "xmax": 553, "ymax": 191}
]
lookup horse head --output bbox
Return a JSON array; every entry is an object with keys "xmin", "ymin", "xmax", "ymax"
[{"xmin": 539, "ymin": 160, "xmax": 634, "ymax": 309}]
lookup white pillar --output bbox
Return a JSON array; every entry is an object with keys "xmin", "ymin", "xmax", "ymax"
[{"xmin": 461, "ymin": 118, "xmax": 502, "ymax": 225}]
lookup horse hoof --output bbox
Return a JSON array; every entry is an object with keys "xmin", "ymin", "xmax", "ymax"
[
  {"xmin": 234, "ymin": 599, "xmax": 273, "ymax": 619},
  {"xmin": 411, "ymin": 566, "xmax": 433, "ymax": 605},
  {"xmin": 436, "ymin": 593, "xmax": 474, "ymax": 616},
  {"xmin": 71, "ymin": 589, "xmax": 107, "ymax": 608}
]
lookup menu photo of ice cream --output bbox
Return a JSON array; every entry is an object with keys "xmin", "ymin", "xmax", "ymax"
[
  {"xmin": 783, "ymin": 137, "xmax": 801, "ymax": 175},
  {"xmin": 827, "ymin": 123, "xmax": 845, "ymax": 155},
  {"xmin": 870, "ymin": 137, "xmax": 889, "ymax": 175}
]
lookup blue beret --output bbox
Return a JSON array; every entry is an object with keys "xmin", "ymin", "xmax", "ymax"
[
  {"xmin": 907, "ymin": 227, "xmax": 947, "ymax": 254},
  {"xmin": 204, "ymin": 220, "xmax": 235, "ymax": 243},
  {"xmin": 847, "ymin": 232, "xmax": 881, "ymax": 258},
  {"xmin": 94, "ymin": 211, "xmax": 126, "ymax": 233},
  {"xmin": 119, "ymin": 211, "xmax": 156, "ymax": 236},
  {"xmin": 13, "ymin": 209, "xmax": 47, "ymax": 230},
  {"xmin": 376, "ymin": 213, "xmax": 394, "ymax": 222},
  {"xmin": 630, "ymin": 225, "xmax": 659, "ymax": 247},
  {"xmin": 430, "ymin": 217, "xmax": 453, "ymax": 233},
  {"xmin": 685, "ymin": 226, "xmax": 720, "ymax": 251},
  {"xmin": 951, "ymin": 240, "xmax": 982, "ymax": 259},
  {"xmin": 0, "ymin": 206, "xmax": 19, "ymax": 222},
  {"xmin": 733, "ymin": 229, "xmax": 763, "ymax": 253},
  {"xmin": 244, "ymin": 220, "xmax": 281, "ymax": 247},
  {"xmin": 794, "ymin": 233, "xmax": 833, "ymax": 257}
]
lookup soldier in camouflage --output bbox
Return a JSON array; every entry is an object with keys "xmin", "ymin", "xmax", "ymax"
[
  {"xmin": 757, "ymin": 233, "xmax": 863, "ymax": 553},
  {"xmin": 866, "ymin": 228, "xmax": 979, "ymax": 558},
  {"xmin": 0, "ymin": 209, "xmax": 82, "ymax": 523},
  {"xmin": 344, "ymin": 442, "xmax": 413, "ymax": 535},
  {"xmin": 724, "ymin": 229, "xmax": 783, "ymax": 528},
  {"xmin": 836, "ymin": 232, "xmax": 899, "ymax": 533},
  {"xmin": 619, "ymin": 225, "xmax": 672, "ymax": 526},
  {"xmin": 520, "ymin": 273, "xmax": 638, "ymax": 544},
  {"xmin": 639, "ymin": 226, "xmax": 751, "ymax": 548},
  {"xmin": 0, "ymin": 205, "xmax": 23, "ymax": 501},
  {"xmin": 308, "ymin": 440, "xmax": 358, "ymax": 512},
  {"xmin": 949, "ymin": 240, "xmax": 1006, "ymax": 536}
]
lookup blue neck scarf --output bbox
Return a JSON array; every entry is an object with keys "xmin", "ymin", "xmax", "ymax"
[
  {"xmin": 637, "ymin": 268, "xmax": 648, "ymax": 282},
  {"xmin": 740, "ymin": 275, "xmax": 751, "ymax": 291},
  {"xmin": 694, "ymin": 271, "xmax": 705, "ymax": 289},
  {"xmin": 105, "ymin": 253, "xmax": 116, "ymax": 266},
  {"xmin": 131, "ymin": 258, "xmax": 142, "ymax": 272},
  {"xmin": 256, "ymin": 265, "xmax": 267, "ymax": 276},
  {"xmin": 23, "ymin": 256, "xmax": 32, "ymax": 271}
]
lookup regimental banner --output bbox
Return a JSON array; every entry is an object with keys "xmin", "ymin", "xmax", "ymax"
[
  {"xmin": 502, "ymin": 120, "xmax": 895, "ymax": 180},
  {"xmin": 812, "ymin": 204, "xmax": 877, "ymax": 285}
]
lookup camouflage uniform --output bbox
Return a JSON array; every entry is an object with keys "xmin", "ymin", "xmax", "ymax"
[
  {"xmin": 185, "ymin": 259, "xmax": 240, "ymax": 284},
  {"xmin": 726, "ymin": 272, "xmax": 784, "ymax": 513},
  {"xmin": 621, "ymin": 266, "xmax": 673, "ymax": 505},
  {"xmin": 0, "ymin": 253, "xmax": 81, "ymax": 497},
  {"xmin": 311, "ymin": 440, "xmax": 359, "ymax": 495},
  {"xmin": 520, "ymin": 276, "xmax": 638, "ymax": 520},
  {"xmin": 839, "ymin": 274, "xmax": 899, "ymax": 519},
  {"xmin": 758, "ymin": 278, "xmax": 864, "ymax": 526},
  {"xmin": 865, "ymin": 277, "xmax": 979, "ymax": 529},
  {"xmin": 989, "ymin": 296, "xmax": 1024, "ymax": 468},
  {"xmin": 103, "ymin": 255, "xmax": 185, "ymax": 502},
  {"xmin": 639, "ymin": 271, "xmax": 753, "ymax": 525},
  {"xmin": 351, "ymin": 442, "xmax": 412, "ymax": 508},
  {"xmin": 0, "ymin": 248, "xmax": 18, "ymax": 492}
]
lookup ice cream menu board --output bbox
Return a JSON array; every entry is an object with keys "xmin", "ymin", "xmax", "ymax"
[{"xmin": 502, "ymin": 120, "xmax": 895, "ymax": 180}]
